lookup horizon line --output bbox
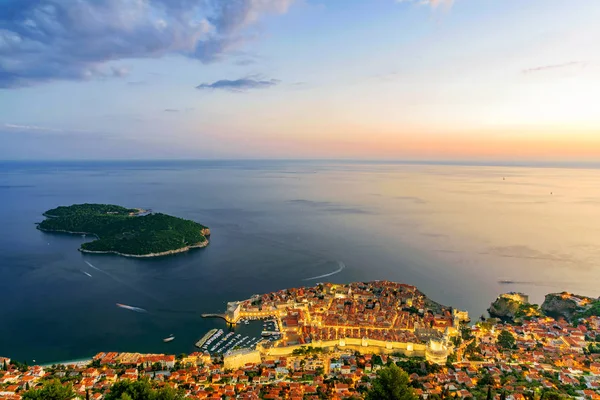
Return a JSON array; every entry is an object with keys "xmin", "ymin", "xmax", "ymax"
[{"xmin": 2, "ymin": 158, "xmax": 600, "ymax": 169}]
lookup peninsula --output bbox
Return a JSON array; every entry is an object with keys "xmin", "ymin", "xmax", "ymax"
[
  {"xmin": 3, "ymin": 282, "xmax": 600, "ymax": 400},
  {"xmin": 37, "ymin": 203, "xmax": 210, "ymax": 258}
]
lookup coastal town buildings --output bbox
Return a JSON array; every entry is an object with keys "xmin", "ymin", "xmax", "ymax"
[{"xmin": 2, "ymin": 282, "xmax": 599, "ymax": 399}]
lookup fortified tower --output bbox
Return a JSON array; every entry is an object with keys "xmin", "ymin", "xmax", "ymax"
[
  {"xmin": 225, "ymin": 302, "xmax": 241, "ymax": 324},
  {"xmin": 500, "ymin": 292, "xmax": 529, "ymax": 304},
  {"xmin": 425, "ymin": 339, "xmax": 449, "ymax": 365}
]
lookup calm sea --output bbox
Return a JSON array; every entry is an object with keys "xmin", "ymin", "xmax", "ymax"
[{"xmin": 1, "ymin": 160, "xmax": 599, "ymax": 363}]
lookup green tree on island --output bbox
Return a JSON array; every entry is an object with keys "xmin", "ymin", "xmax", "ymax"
[
  {"xmin": 497, "ymin": 330, "xmax": 516, "ymax": 349},
  {"xmin": 366, "ymin": 364, "xmax": 417, "ymax": 400},
  {"xmin": 22, "ymin": 380, "xmax": 75, "ymax": 400}
]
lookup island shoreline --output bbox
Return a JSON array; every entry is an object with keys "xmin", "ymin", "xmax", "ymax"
[
  {"xmin": 78, "ymin": 240, "xmax": 209, "ymax": 258},
  {"xmin": 37, "ymin": 226, "xmax": 210, "ymax": 258},
  {"xmin": 37, "ymin": 204, "xmax": 211, "ymax": 258}
]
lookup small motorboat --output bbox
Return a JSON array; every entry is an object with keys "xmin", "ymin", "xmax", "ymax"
[
  {"xmin": 116, "ymin": 303, "xmax": 147, "ymax": 313},
  {"xmin": 163, "ymin": 334, "xmax": 175, "ymax": 343}
]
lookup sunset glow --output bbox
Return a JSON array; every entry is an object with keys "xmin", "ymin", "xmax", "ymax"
[{"xmin": 1, "ymin": 0, "xmax": 599, "ymax": 160}]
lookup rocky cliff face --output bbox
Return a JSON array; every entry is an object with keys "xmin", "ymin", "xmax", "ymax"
[
  {"xmin": 541, "ymin": 293, "xmax": 580, "ymax": 321},
  {"xmin": 488, "ymin": 297, "xmax": 521, "ymax": 320}
]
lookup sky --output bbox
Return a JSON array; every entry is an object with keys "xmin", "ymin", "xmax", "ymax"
[{"xmin": 1, "ymin": 0, "xmax": 599, "ymax": 160}]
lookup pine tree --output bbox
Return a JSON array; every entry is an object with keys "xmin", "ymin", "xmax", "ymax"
[{"xmin": 366, "ymin": 364, "xmax": 418, "ymax": 400}]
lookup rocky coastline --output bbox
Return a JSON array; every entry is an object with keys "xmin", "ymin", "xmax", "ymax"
[{"xmin": 79, "ymin": 238, "xmax": 209, "ymax": 258}]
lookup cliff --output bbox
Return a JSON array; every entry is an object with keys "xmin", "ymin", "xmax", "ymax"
[
  {"xmin": 488, "ymin": 293, "xmax": 543, "ymax": 321},
  {"xmin": 488, "ymin": 296, "xmax": 522, "ymax": 320},
  {"xmin": 541, "ymin": 292, "xmax": 599, "ymax": 322}
]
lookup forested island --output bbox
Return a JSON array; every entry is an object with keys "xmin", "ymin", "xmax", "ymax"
[{"xmin": 37, "ymin": 203, "xmax": 210, "ymax": 258}]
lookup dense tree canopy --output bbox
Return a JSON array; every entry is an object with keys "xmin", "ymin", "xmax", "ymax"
[
  {"xmin": 498, "ymin": 330, "xmax": 516, "ymax": 349},
  {"xmin": 104, "ymin": 379, "xmax": 184, "ymax": 400},
  {"xmin": 22, "ymin": 380, "xmax": 75, "ymax": 400},
  {"xmin": 38, "ymin": 204, "xmax": 209, "ymax": 256},
  {"xmin": 366, "ymin": 364, "xmax": 417, "ymax": 400}
]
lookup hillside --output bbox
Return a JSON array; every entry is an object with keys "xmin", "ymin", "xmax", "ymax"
[{"xmin": 541, "ymin": 292, "xmax": 600, "ymax": 322}]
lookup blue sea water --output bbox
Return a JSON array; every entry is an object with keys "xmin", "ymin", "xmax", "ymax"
[{"xmin": 1, "ymin": 160, "xmax": 599, "ymax": 363}]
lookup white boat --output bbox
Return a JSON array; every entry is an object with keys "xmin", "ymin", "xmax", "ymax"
[
  {"xmin": 163, "ymin": 334, "xmax": 175, "ymax": 343},
  {"xmin": 116, "ymin": 303, "xmax": 147, "ymax": 313}
]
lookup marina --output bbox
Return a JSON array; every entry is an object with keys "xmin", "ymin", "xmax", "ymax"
[
  {"xmin": 195, "ymin": 329, "xmax": 218, "ymax": 348},
  {"xmin": 193, "ymin": 317, "xmax": 282, "ymax": 355}
]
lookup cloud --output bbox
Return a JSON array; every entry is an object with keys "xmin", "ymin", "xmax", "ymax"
[
  {"xmin": 2, "ymin": 122, "xmax": 92, "ymax": 135},
  {"xmin": 110, "ymin": 66, "xmax": 129, "ymax": 78},
  {"xmin": 0, "ymin": 0, "xmax": 294, "ymax": 88},
  {"xmin": 196, "ymin": 77, "xmax": 280, "ymax": 92},
  {"xmin": 235, "ymin": 58, "xmax": 258, "ymax": 66},
  {"xmin": 164, "ymin": 107, "xmax": 196, "ymax": 112},
  {"xmin": 397, "ymin": 0, "xmax": 454, "ymax": 8},
  {"xmin": 522, "ymin": 61, "xmax": 586, "ymax": 74},
  {"xmin": 3, "ymin": 123, "xmax": 64, "ymax": 133}
]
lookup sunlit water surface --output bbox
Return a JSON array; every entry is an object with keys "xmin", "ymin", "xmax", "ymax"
[{"xmin": 1, "ymin": 160, "xmax": 598, "ymax": 363}]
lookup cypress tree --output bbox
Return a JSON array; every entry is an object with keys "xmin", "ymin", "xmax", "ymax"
[{"xmin": 486, "ymin": 386, "xmax": 492, "ymax": 400}]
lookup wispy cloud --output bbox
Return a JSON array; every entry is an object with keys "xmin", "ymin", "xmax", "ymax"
[
  {"xmin": 164, "ymin": 108, "xmax": 195, "ymax": 113},
  {"xmin": 110, "ymin": 66, "xmax": 129, "ymax": 78},
  {"xmin": 3, "ymin": 123, "xmax": 64, "ymax": 133},
  {"xmin": 523, "ymin": 61, "xmax": 587, "ymax": 74},
  {"xmin": 235, "ymin": 59, "xmax": 258, "ymax": 66},
  {"xmin": 0, "ymin": 0, "xmax": 294, "ymax": 88},
  {"xmin": 2, "ymin": 123, "xmax": 93, "ymax": 135},
  {"xmin": 397, "ymin": 0, "xmax": 454, "ymax": 9},
  {"xmin": 196, "ymin": 78, "xmax": 280, "ymax": 92}
]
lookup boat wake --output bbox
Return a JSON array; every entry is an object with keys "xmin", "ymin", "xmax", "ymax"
[
  {"xmin": 84, "ymin": 261, "xmax": 161, "ymax": 303},
  {"xmin": 304, "ymin": 261, "xmax": 345, "ymax": 281},
  {"xmin": 85, "ymin": 261, "xmax": 102, "ymax": 273},
  {"xmin": 81, "ymin": 270, "xmax": 92, "ymax": 278}
]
